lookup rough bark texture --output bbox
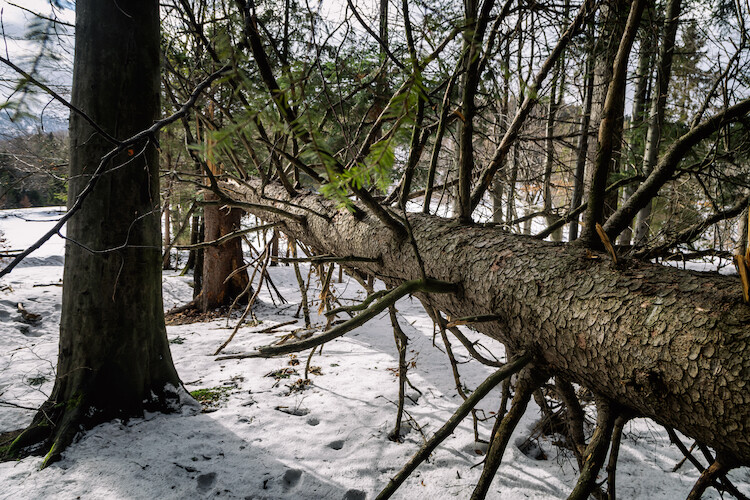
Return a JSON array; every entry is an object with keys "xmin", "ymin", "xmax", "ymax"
[
  {"xmin": 200, "ymin": 191, "xmax": 250, "ymax": 311},
  {"xmin": 225, "ymin": 179, "xmax": 750, "ymax": 465},
  {"xmin": 9, "ymin": 0, "xmax": 183, "ymax": 465}
]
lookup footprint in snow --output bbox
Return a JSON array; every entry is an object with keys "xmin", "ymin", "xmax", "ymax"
[
  {"xmin": 306, "ymin": 416, "xmax": 320, "ymax": 426},
  {"xmin": 196, "ymin": 472, "xmax": 217, "ymax": 492},
  {"xmin": 328, "ymin": 439, "xmax": 345, "ymax": 450},
  {"xmin": 343, "ymin": 489, "xmax": 366, "ymax": 500},
  {"xmin": 282, "ymin": 468, "xmax": 303, "ymax": 489}
]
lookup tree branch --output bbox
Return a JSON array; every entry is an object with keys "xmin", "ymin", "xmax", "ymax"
[
  {"xmin": 376, "ymin": 352, "xmax": 532, "ymax": 500},
  {"xmin": 215, "ymin": 279, "xmax": 458, "ymax": 359}
]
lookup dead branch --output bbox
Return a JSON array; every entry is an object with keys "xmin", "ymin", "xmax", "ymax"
[{"xmin": 375, "ymin": 352, "xmax": 532, "ymax": 500}]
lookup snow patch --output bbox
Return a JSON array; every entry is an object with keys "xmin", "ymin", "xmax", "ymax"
[{"xmin": 0, "ymin": 207, "xmax": 747, "ymax": 499}]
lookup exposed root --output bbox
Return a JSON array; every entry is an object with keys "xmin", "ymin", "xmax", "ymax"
[{"xmin": 2, "ymin": 396, "xmax": 83, "ymax": 468}]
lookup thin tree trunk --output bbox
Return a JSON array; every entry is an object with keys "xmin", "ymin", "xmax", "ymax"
[
  {"xmin": 182, "ymin": 212, "xmax": 200, "ymax": 274},
  {"xmin": 738, "ymin": 205, "xmax": 749, "ymax": 258},
  {"xmin": 583, "ymin": 0, "xmax": 628, "ymax": 197},
  {"xmin": 569, "ymin": 41, "xmax": 594, "ymax": 241},
  {"xmin": 163, "ymin": 195, "xmax": 172, "ymax": 270},
  {"xmin": 633, "ymin": 0, "xmax": 682, "ymax": 246},
  {"xmin": 491, "ymin": 38, "xmax": 512, "ymax": 226},
  {"xmin": 193, "ymin": 216, "xmax": 204, "ymax": 298},
  {"xmin": 618, "ymin": 7, "xmax": 654, "ymax": 246},
  {"xmin": 491, "ymin": 182, "xmax": 504, "ymax": 224},
  {"xmin": 543, "ymin": 57, "xmax": 564, "ymax": 241},
  {"xmin": 457, "ymin": 0, "xmax": 496, "ymax": 222},
  {"xmin": 505, "ymin": 141, "xmax": 519, "ymax": 227},
  {"xmin": 270, "ymin": 227, "xmax": 279, "ymax": 266},
  {"xmin": 582, "ymin": 0, "xmax": 646, "ymax": 244}
]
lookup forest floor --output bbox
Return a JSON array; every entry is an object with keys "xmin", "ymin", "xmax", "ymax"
[{"xmin": 0, "ymin": 207, "xmax": 748, "ymax": 499}]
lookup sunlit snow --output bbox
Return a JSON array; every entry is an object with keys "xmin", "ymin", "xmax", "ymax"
[{"xmin": 1, "ymin": 207, "xmax": 748, "ymax": 499}]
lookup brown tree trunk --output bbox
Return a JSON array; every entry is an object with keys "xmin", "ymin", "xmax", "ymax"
[
  {"xmin": 193, "ymin": 216, "xmax": 204, "ymax": 299},
  {"xmin": 199, "ymin": 191, "xmax": 249, "ymax": 311},
  {"xmin": 583, "ymin": 0, "xmax": 627, "ymax": 196},
  {"xmin": 270, "ymin": 228, "xmax": 280, "ymax": 266},
  {"xmin": 182, "ymin": 212, "xmax": 200, "ymax": 274},
  {"xmin": 7, "ymin": 0, "xmax": 183, "ymax": 466},
  {"xmin": 163, "ymin": 196, "xmax": 172, "ymax": 269},
  {"xmin": 543, "ymin": 57, "xmax": 564, "ymax": 242},
  {"xmin": 226, "ymin": 179, "xmax": 750, "ymax": 466}
]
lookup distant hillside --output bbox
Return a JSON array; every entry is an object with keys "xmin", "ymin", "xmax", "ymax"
[
  {"xmin": 0, "ymin": 113, "xmax": 68, "ymax": 140},
  {"xmin": 0, "ymin": 128, "xmax": 68, "ymax": 209}
]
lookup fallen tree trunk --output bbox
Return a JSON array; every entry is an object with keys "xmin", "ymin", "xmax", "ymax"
[{"xmin": 223, "ymin": 179, "xmax": 750, "ymax": 466}]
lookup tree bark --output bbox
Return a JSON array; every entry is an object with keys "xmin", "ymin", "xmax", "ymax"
[
  {"xmin": 581, "ymin": 0, "xmax": 645, "ymax": 243},
  {"xmin": 569, "ymin": 27, "xmax": 594, "ymax": 242},
  {"xmin": 543, "ymin": 57, "xmax": 564, "ymax": 242},
  {"xmin": 7, "ymin": 0, "xmax": 184, "ymax": 466},
  {"xmin": 163, "ymin": 195, "xmax": 172, "ymax": 269},
  {"xmin": 738, "ymin": 205, "xmax": 749, "ymax": 258},
  {"xmin": 200, "ymin": 192, "xmax": 250, "ymax": 311},
  {"xmin": 633, "ymin": 0, "xmax": 682, "ymax": 246},
  {"xmin": 225, "ymin": 179, "xmax": 750, "ymax": 466},
  {"xmin": 618, "ymin": 9, "xmax": 655, "ymax": 246},
  {"xmin": 582, "ymin": 0, "xmax": 627, "ymax": 203}
]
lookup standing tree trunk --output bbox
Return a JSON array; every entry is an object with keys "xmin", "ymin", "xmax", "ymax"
[
  {"xmin": 163, "ymin": 194, "xmax": 172, "ymax": 269},
  {"xmin": 569, "ymin": 38, "xmax": 594, "ymax": 241},
  {"xmin": 633, "ymin": 0, "xmax": 682, "ymax": 246},
  {"xmin": 200, "ymin": 192, "xmax": 250, "ymax": 311},
  {"xmin": 543, "ymin": 57, "xmax": 565, "ymax": 241},
  {"xmin": 618, "ymin": 8, "xmax": 655, "ymax": 246},
  {"xmin": 6, "ymin": 0, "xmax": 184, "ymax": 466},
  {"xmin": 583, "ymin": 0, "xmax": 628, "ymax": 195},
  {"xmin": 198, "ymin": 105, "xmax": 250, "ymax": 312},
  {"xmin": 738, "ymin": 204, "xmax": 749, "ymax": 258},
  {"xmin": 193, "ymin": 215, "xmax": 204, "ymax": 299},
  {"xmin": 582, "ymin": 0, "xmax": 645, "ymax": 244},
  {"xmin": 491, "ymin": 181, "xmax": 504, "ymax": 224},
  {"xmin": 182, "ymin": 212, "xmax": 200, "ymax": 275}
]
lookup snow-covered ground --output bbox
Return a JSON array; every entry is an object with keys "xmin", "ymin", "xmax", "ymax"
[{"xmin": 1, "ymin": 207, "xmax": 748, "ymax": 499}]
